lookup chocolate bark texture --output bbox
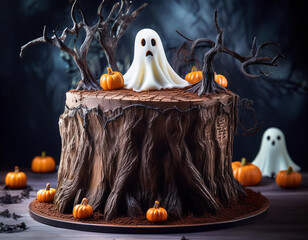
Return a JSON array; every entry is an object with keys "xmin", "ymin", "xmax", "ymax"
[{"xmin": 54, "ymin": 89, "xmax": 244, "ymax": 221}]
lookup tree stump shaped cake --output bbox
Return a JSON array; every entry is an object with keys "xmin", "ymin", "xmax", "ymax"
[{"xmin": 56, "ymin": 88, "xmax": 242, "ymax": 221}]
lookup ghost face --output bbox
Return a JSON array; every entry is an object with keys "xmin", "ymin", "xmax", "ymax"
[
  {"xmin": 124, "ymin": 29, "xmax": 189, "ymax": 91},
  {"xmin": 252, "ymin": 128, "xmax": 301, "ymax": 177},
  {"xmin": 138, "ymin": 32, "xmax": 157, "ymax": 61},
  {"xmin": 261, "ymin": 128, "xmax": 286, "ymax": 156}
]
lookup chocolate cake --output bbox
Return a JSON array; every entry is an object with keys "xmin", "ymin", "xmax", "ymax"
[
  {"xmin": 20, "ymin": 0, "xmax": 281, "ymax": 227},
  {"xmin": 55, "ymin": 88, "xmax": 243, "ymax": 221}
]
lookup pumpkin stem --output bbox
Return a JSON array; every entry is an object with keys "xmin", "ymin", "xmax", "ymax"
[
  {"xmin": 287, "ymin": 166, "xmax": 293, "ymax": 175},
  {"xmin": 42, "ymin": 151, "xmax": 46, "ymax": 158},
  {"xmin": 14, "ymin": 166, "xmax": 19, "ymax": 173},
  {"xmin": 191, "ymin": 66, "xmax": 197, "ymax": 72},
  {"xmin": 46, "ymin": 183, "xmax": 50, "ymax": 190},
  {"xmin": 107, "ymin": 67, "xmax": 114, "ymax": 75},
  {"xmin": 153, "ymin": 200, "xmax": 160, "ymax": 209},
  {"xmin": 81, "ymin": 198, "xmax": 88, "ymax": 206},
  {"xmin": 241, "ymin": 158, "xmax": 247, "ymax": 166}
]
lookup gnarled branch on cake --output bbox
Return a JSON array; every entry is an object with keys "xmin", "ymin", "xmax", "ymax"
[
  {"xmin": 20, "ymin": 0, "xmax": 101, "ymax": 90},
  {"xmin": 96, "ymin": 0, "xmax": 148, "ymax": 71},
  {"xmin": 20, "ymin": 0, "xmax": 147, "ymax": 88},
  {"xmin": 177, "ymin": 10, "xmax": 284, "ymax": 96}
]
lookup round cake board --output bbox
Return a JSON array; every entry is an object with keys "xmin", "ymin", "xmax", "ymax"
[{"xmin": 28, "ymin": 199, "xmax": 270, "ymax": 234}]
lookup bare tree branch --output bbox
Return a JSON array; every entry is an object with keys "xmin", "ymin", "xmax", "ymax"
[
  {"xmin": 177, "ymin": 9, "xmax": 284, "ymax": 96},
  {"xmin": 20, "ymin": 0, "xmax": 101, "ymax": 90},
  {"xmin": 96, "ymin": 0, "xmax": 148, "ymax": 71}
]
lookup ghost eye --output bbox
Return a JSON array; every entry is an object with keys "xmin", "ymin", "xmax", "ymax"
[
  {"xmin": 277, "ymin": 136, "xmax": 281, "ymax": 140},
  {"xmin": 151, "ymin": 38, "xmax": 156, "ymax": 46},
  {"xmin": 141, "ymin": 39, "xmax": 146, "ymax": 46},
  {"xmin": 267, "ymin": 136, "xmax": 270, "ymax": 141}
]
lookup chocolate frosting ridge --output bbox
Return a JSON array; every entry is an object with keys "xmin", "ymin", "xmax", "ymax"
[{"xmin": 66, "ymin": 88, "xmax": 235, "ymax": 112}]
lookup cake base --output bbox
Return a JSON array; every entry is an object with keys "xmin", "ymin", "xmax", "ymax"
[{"xmin": 29, "ymin": 189, "xmax": 269, "ymax": 234}]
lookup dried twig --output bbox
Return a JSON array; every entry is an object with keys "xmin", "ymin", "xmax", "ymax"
[
  {"xmin": 0, "ymin": 222, "xmax": 27, "ymax": 233},
  {"xmin": 1, "ymin": 186, "xmax": 33, "ymax": 204},
  {"xmin": 0, "ymin": 209, "xmax": 22, "ymax": 220}
]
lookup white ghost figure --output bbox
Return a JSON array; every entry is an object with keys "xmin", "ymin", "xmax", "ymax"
[
  {"xmin": 124, "ymin": 28, "xmax": 189, "ymax": 91},
  {"xmin": 252, "ymin": 127, "xmax": 301, "ymax": 177}
]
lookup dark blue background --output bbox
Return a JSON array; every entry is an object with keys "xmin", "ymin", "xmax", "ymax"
[{"xmin": 1, "ymin": 0, "xmax": 307, "ymax": 170}]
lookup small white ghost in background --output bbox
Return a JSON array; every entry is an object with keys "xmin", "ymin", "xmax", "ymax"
[
  {"xmin": 252, "ymin": 127, "xmax": 301, "ymax": 177},
  {"xmin": 124, "ymin": 28, "xmax": 189, "ymax": 91}
]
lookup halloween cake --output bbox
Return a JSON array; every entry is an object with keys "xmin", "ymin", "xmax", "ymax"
[{"xmin": 21, "ymin": 0, "xmax": 281, "ymax": 228}]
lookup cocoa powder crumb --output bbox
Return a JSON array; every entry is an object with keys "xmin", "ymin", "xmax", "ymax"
[{"xmin": 32, "ymin": 189, "xmax": 266, "ymax": 226}]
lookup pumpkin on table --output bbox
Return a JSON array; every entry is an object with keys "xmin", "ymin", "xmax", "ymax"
[
  {"xmin": 37, "ymin": 183, "xmax": 56, "ymax": 203},
  {"xmin": 185, "ymin": 66, "xmax": 228, "ymax": 87},
  {"xmin": 100, "ymin": 67, "xmax": 124, "ymax": 90},
  {"xmin": 5, "ymin": 166, "xmax": 27, "ymax": 189},
  {"xmin": 232, "ymin": 158, "xmax": 262, "ymax": 187},
  {"xmin": 73, "ymin": 198, "xmax": 93, "ymax": 219},
  {"xmin": 276, "ymin": 166, "xmax": 302, "ymax": 188},
  {"xmin": 31, "ymin": 151, "xmax": 56, "ymax": 173},
  {"xmin": 146, "ymin": 201, "xmax": 168, "ymax": 223}
]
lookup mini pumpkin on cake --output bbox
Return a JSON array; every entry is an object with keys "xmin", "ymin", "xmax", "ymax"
[{"xmin": 20, "ymin": 0, "xmax": 284, "ymax": 226}]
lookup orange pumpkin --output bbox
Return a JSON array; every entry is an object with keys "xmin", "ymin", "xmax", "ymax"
[
  {"xmin": 215, "ymin": 73, "xmax": 228, "ymax": 88},
  {"xmin": 100, "ymin": 67, "xmax": 124, "ymax": 90},
  {"xmin": 185, "ymin": 67, "xmax": 228, "ymax": 87},
  {"xmin": 37, "ymin": 183, "xmax": 56, "ymax": 203},
  {"xmin": 73, "ymin": 198, "xmax": 93, "ymax": 219},
  {"xmin": 276, "ymin": 166, "xmax": 302, "ymax": 189},
  {"xmin": 146, "ymin": 201, "xmax": 168, "ymax": 223},
  {"xmin": 232, "ymin": 158, "xmax": 262, "ymax": 187},
  {"xmin": 185, "ymin": 66, "xmax": 203, "ymax": 84},
  {"xmin": 31, "ymin": 151, "xmax": 56, "ymax": 173},
  {"xmin": 5, "ymin": 166, "xmax": 27, "ymax": 189}
]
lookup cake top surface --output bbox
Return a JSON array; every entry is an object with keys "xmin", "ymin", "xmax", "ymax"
[
  {"xmin": 69, "ymin": 88, "xmax": 235, "ymax": 101},
  {"xmin": 67, "ymin": 88, "xmax": 236, "ymax": 112}
]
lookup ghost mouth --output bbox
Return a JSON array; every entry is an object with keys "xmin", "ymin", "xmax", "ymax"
[{"xmin": 146, "ymin": 50, "xmax": 153, "ymax": 57}]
